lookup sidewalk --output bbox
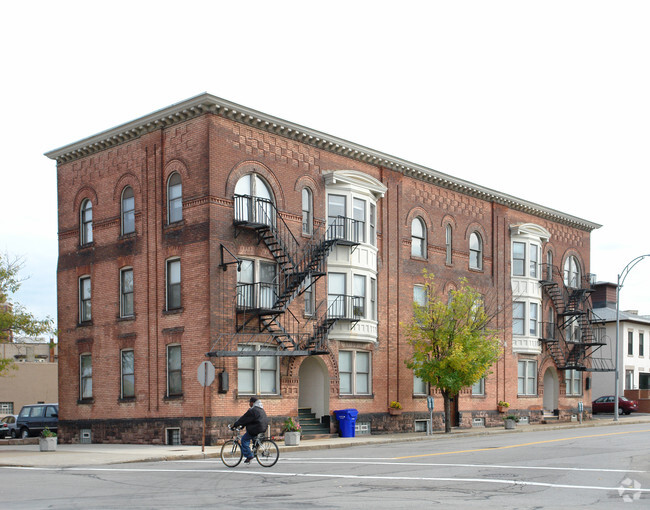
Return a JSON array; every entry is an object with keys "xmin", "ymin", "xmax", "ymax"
[{"xmin": 2, "ymin": 415, "xmax": 649, "ymax": 468}]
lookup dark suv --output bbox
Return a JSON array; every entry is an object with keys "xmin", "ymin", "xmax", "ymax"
[{"xmin": 16, "ymin": 403, "xmax": 59, "ymax": 438}]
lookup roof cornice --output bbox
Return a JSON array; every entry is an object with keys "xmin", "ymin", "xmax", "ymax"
[{"xmin": 45, "ymin": 93, "xmax": 601, "ymax": 232}]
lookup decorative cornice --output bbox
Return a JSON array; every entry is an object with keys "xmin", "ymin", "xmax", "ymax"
[{"xmin": 45, "ymin": 93, "xmax": 601, "ymax": 232}]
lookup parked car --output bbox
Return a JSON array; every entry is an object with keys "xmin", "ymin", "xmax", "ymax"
[
  {"xmin": 592, "ymin": 395, "xmax": 638, "ymax": 415},
  {"xmin": 15, "ymin": 403, "xmax": 59, "ymax": 438},
  {"xmin": 0, "ymin": 415, "xmax": 18, "ymax": 438}
]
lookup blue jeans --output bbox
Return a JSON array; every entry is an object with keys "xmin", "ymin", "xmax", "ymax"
[{"xmin": 241, "ymin": 431, "xmax": 254, "ymax": 459}]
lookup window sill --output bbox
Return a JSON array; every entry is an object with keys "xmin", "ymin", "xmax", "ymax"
[
  {"xmin": 339, "ymin": 394, "xmax": 374, "ymax": 399},
  {"xmin": 77, "ymin": 321, "xmax": 93, "ymax": 328},
  {"xmin": 119, "ymin": 232, "xmax": 136, "ymax": 240},
  {"xmin": 117, "ymin": 315, "xmax": 136, "ymax": 322},
  {"xmin": 163, "ymin": 307, "xmax": 184, "ymax": 316},
  {"xmin": 410, "ymin": 255, "xmax": 428, "ymax": 262},
  {"xmin": 78, "ymin": 242, "xmax": 94, "ymax": 250},
  {"xmin": 118, "ymin": 397, "xmax": 136, "ymax": 403},
  {"xmin": 164, "ymin": 220, "xmax": 185, "ymax": 231},
  {"xmin": 77, "ymin": 398, "xmax": 94, "ymax": 405},
  {"xmin": 163, "ymin": 394, "xmax": 184, "ymax": 401},
  {"xmin": 516, "ymin": 394, "xmax": 538, "ymax": 398}
]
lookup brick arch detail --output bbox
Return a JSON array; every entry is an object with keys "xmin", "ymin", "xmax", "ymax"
[
  {"xmin": 441, "ymin": 214, "xmax": 457, "ymax": 230},
  {"xmin": 287, "ymin": 352, "xmax": 338, "ymax": 381},
  {"xmin": 112, "ymin": 172, "xmax": 142, "ymax": 209},
  {"xmin": 405, "ymin": 206, "xmax": 432, "ymax": 232},
  {"xmin": 164, "ymin": 159, "xmax": 190, "ymax": 182},
  {"xmin": 294, "ymin": 174, "xmax": 321, "ymax": 194},
  {"xmin": 224, "ymin": 160, "xmax": 286, "ymax": 210},
  {"xmin": 560, "ymin": 249, "xmax": 584, "ymax": 275},
  {"xmin": 73, "ymin": 186, "xmax": 99, "ymax": 213}
]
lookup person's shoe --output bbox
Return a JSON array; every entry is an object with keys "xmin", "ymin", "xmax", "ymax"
[{"xmin": 244, "ymin": 457, "xmax": 253, "ymax": 464}]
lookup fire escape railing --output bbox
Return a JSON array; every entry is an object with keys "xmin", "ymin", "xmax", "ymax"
[
  {"xmin": 209, "ymin": 195, "xmax": 362, "ymax": 357},
  {"xmin": 539, "ymin": 263, "xmax": 613, "ymax": 372}
]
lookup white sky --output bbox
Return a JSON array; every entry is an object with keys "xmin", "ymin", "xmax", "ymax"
[{"xmin": 2, "ymin": 0, "xmax": 649, "ymax": 332}]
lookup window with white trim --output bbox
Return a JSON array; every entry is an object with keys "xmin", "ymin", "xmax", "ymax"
[
  {"xmin": 80, "ymin": 353, "xmax": 92, "ymax": 400},
  {"xmin": 166, "ymin": 258, "xmax": 181, "ymax": 310},
  {"xmin": 237, "ymin": 345, "xmax": 279, "ymax": 395},
  {"xmin": 445, "ymin": 224, "xmax": 453, "ymax": 264},
  {"xmin": 471, "ymin": 377, "xmax": 485, "ymax": 396},
  {"xmin": 640, "ymin": 332, "xmax": 645, "ymax": 357},
  {"xmin": 353, "ymin": 274, "xmax": 366, "ymax": 318},
  {"xmin": 80, "ymin": 199, "xmax": 93, "ymax": 245},
  {"xmin": 121, "ymin": 349, "xmax": 135, "ymax": 399},
  {"xmin": 529, "ymin": 303, "xmax": 538, "ymax": 336},
  {"xmin": 370, "ymin": 277, "xmax": 377, "ymax": 321},
  {"xmin": 304, "ymin": 275, "xmax": 314, "ymax": 316},
  {"xmin": 167, "ymin": 344, "xmax": 182, "ymax": 396},
  {"xmin": 302, "ymin": 188, "xmax": 313, "ymax": 235},
  {"xmin": 339, "ymin": 350, "xmax": 371, "ymax": 395},
  {"xmin": 628, "ymin": 331, "xmax": 634, "ymax": 356},
  {"xmin": 121, "ymin": 186, "xmax": 135, "ymax": 235},
  {"xmin": 167, "ymin": 172, "xmax": 183, "ymax": 224},
  {"xmin": 237, "ymin": 258, "xmax": 277, "ymax": 310},
  {"xmin": 79, "ymin": 276, "xmax": 91, "ymax": 323},
  {"xmin": 563, "ymin": 256, "xmax": 581, "ymax": 289},
  {"xmin": 369, "ymin": 203, "xmax": 376, "ymax": 247},
  {"xmin": 353, "ymin": 198, "xmax": 366, "ymax": 243},
  {"xmin": 513, "ymin": 301, "xmax": 525, "ymax": 335},
  {"xmin": 413, "ymin": 374, "xmax": 428, "ymax": 395},
  {"xmin": 469, "ymin": 232, "xmax": 482, "ymax": 270},
  {"xmin": 518, "ymin": 359, "xmax": 537, "ymax": 395},
  {"xmin": 565, "ymin": 369, "xmax": 582, "ymax": 396},
  {"xmin": 120, "ymin": 268, "xmax": 134, "ymax": 317},
  {"xmin": 411, "ymin": 217, "xmax": 426, "ymax": 258},
  {"xmin": 234, "ymin": 173, "xmax": 274, "ymax": 225}
]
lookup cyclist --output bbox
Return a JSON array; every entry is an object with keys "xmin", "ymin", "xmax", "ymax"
[{"xmin": 232, "ymin": 396, "xmax": 269, "ymax": 464}]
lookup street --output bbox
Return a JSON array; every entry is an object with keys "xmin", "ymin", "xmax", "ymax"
[{"xmin": 2, "ymin": 422, "xmax": 650, "ymax": 509}]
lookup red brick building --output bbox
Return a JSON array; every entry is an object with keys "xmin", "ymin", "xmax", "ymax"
[{"xmin": 46, "ymin": 94, "xmax": 610, "ymax": 444}]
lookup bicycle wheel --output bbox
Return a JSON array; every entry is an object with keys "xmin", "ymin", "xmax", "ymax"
[
  {"xmin": 255, "ymin": 438, "xmax": 279, "ymax": 467},
  {"xmin": 220, "ymin": 440, "xmax": 243, "ymax": 467}
]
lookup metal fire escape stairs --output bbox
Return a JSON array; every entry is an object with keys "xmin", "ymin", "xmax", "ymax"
[
  {"xmin": 539, "ymin": 265, "xmax": 614, "ymax": 372},
  {"xmin": 208, "ymin": 195, "xmax": 361, "ymax": 358}
]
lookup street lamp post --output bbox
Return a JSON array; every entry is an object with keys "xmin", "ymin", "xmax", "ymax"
[{"xmin": 614, "ymin": 254, "xmax": 650, "ymax": 421}]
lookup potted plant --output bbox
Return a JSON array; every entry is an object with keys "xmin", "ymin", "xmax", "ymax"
[
  {"xmin": 388, "ymin": 401, "xmax": 403, "ymax": 416},
  {"xmin": 282, "ymin": 417, "xmax": 301, "ymax": 446},
  {"xmin": 40, "ymin": 427, "xmax": 57, "ymax": 451},
  {"xmin": 503, "ymin": 414, "xmax": 519, "ymax": 430},
  {"xmin": 497, "ymin": 401, "xmax": 510, "ymax": 413}
]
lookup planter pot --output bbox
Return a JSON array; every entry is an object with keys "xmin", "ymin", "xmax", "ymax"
[
  {"xmin": 504, "ymin": 419, "xmax": 517, "ymax": 430},
  {"xmin": 39, "ymin": 437, "xmax": 57, "ymax": 451},
  {"xmin": 284, "ymin": 431, "xmax": 301, "ymax": 446},
  {"xmin": 497, "ymin": 405, "xmax": 508, "ymax": 413},
  {"xmin": 388, "ymin": 408, "xmax": 402, "ymax": 416}
]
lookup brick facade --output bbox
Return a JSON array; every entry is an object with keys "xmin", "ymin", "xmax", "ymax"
[{"xmin": 47, "ymin": 94, "xmax": 599, "ymax": 444}]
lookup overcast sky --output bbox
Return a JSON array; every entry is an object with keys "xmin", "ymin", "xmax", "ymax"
[{"xmin": 2, "ymin": 1, "xmax": 649, "ymax": 334}]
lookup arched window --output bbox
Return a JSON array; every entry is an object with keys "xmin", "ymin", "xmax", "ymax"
[
  {"xmin": 546, "ymin": 251, "xmax": 553, "ymax": 280},
  {"xmin": 234, "ymin": 173, "xmax": 273, "ymax": 225},
  {"xmin": 302, "ymin": 188, "xmax": 313, "ymax": 235},
  {"xmin": 563, "ymin": 256, "xmax": 581, "ymax": 289},
  {"xmin": 445, "ymin": 224, "xmax": 453, "ymax": 264},
  {"xmin": 80, "ymin": 199, "xmax": 93, "ymax": 245},
  {"xmin": 121, "ymin": 186, "xmax": 135, "ymax": 235},
  {"xmin": 411, "ymin": 217, "xmax": 426, "ymax": 258},
  {"xmin": 469, "ymin": 232, "xmax": 482, "ymax": 270},
  {"xmin": 167, "ymin": 173, "xmax": 182, "ymax": 224}
]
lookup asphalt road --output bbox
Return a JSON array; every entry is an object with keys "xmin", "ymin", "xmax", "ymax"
[{"xmin": 3, "ymin": 422, "xmax": 650, "ymax": 509}]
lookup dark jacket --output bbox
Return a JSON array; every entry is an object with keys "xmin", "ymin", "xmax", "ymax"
[{"xmin": 233, "ymin": 403, "xmax": 269, "ymax": 436}]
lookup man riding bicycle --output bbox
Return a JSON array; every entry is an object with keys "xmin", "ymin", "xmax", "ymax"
[{"xmin": 232, "ymin": 396, "xmax": 269, "ymax": 464}]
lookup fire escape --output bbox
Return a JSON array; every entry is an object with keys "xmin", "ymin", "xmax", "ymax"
[
  {"xmin": 207, "ymin": 194, "xmax": 362, "ymax": 358},
  {"xmin": 539, "ymin": 264, "xmax": 614, "ymax": 372}
]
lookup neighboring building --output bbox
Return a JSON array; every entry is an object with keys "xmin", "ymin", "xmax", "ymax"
[
  {"xmin": 46, "ymin": 93, "xmax": 607, "ymax": 444},
  {"xmin": 591, "ymin": 282, "xmax": 650, "ymax": 402},
  {"xmin": 0, "ymin": 341, "xmax": 58, "ymax": 417}
]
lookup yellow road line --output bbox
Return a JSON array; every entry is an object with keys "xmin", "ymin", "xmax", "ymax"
[{"xmin": 393, "ymin": 428, "xmax": 650, "ymax": 459}]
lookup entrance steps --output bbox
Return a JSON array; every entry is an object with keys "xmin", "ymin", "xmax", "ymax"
[{"xmin": 298, "ymin": 407, "xmax": 337, "ymax": 439}]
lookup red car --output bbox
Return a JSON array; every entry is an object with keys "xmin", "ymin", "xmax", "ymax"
[{"xmin": 592, "ymin": 395, "xmax": 639, "ymax": 415}]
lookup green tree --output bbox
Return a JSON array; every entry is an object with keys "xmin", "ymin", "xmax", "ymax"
[
  {"xmin": 403, "ymin": 271, "xmax": 502, "ymax": 433},
  {"xmin": 1, "ymin": 254, "xmax": 55, "ymax": 376}
]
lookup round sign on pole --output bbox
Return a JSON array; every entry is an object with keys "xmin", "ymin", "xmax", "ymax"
[{"xmin": 197, "ymin": 361, "xmax": 215, "ymax": 387}]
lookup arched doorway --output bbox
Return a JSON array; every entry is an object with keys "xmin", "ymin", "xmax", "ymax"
[
  {"xmin": 298, "ymin": 356, "xmax": 329, "ymax": 421},
  {"xmin": 543, "ymin": 367, "xmax": 559, "ymax": 412}
]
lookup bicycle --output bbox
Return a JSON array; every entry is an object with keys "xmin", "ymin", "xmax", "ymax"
[{"xmin": 220, "ymin": 426, "xmax": 279, "ymax": 468}]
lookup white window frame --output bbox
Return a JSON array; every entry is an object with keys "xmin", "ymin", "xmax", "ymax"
[
  {"xmin": 445, "ymin": 224, "xmax": 453, "ymax": 264},
  {"xmin": 370, "ymin": 277, "xmax": 377, "ymax": 321},
  {"xmin": 339, "ymin": 350, "xmax": 371, "ymax": 395},
  {"xmin": 639, "ymin": 331, "xmax": 645, "ymax": 357},
  {"xmin": 471, "ymin": 377, "xmax": 485, "ymax": 396},
  {"xmin": 237, "ymin": 345, "xmax": 279, "ymax": 395},
  {"xmin": 369, "ymin": 203, "xmax": 376, "ymax": 247},
  {"xmin": 166, "ymin": 258, "xmax": 181, "ymax": 311},
  {"xmin": 518, "ymin": 359, "xmax": 537, "ymax": 395},
  {"xmin": 304, "ymin": 275, "xmax": 314, "ymax": 317},
  {"xmin": 121, "ymin": 186, "xmax": 135, "ymax": 235},
  {"xmin": 563, "ymin": 256, "xmax": 581, "ymax": 289},
  {"xmin": 120, "ymin": 267, "xmax": 134, "ymax": 318},
  {"xmin": 167, "ymin": 172, "xmax": 183, "ymax": 224},
  {"xmin": 513, "ymin": 301, "xmax": 525, "ymax": 335},
  {"xmin": 79, "ymin": 276, "xmax": 91, "ymax": 323},
  {"xmin": 565, "ymin": 369, "xmax": 582, "ymax": 396},
  {"xmin": 411, "ymin": 217, "xmax": 426, "ymax": 258},
  {"xmin": 167, "ymin": 344, "xmax": 182, "ymax": 396},
  {"xmin": 353, "ymin": 197, "xmax": 366, "ymax": 243},
  {"xmin": 413, "ymin": 374, "xmax": 428, "ymax": 395},
  {"xmin": 80, "ymin": 199, "xmax": 93, "ymax": 245},
  {"xmin": 353, "ymin": 274, "xmax": 366, "ymax": 318},
  {"xmin": 628, "ymin": 330, "xmax": 634, "ymax": 356},
  {"xmin": 80, "ymin": 353, "xmax": 92, "ymax": 400},
  {"xmin": 469, "ymin": 232, "xmax": 483, "ymax": 270},
  {"xmin": 121, "ymin": 349, "xmax": 135, "ymax": 399},
  {"xmin": 302, "ymin": 187, "xmax": 313, "ymax": 235}
]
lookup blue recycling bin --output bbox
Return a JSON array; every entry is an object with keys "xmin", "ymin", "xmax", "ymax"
[{"xmin": 334, "ymin": 409, "xmax": 358, "ymax": 437}]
